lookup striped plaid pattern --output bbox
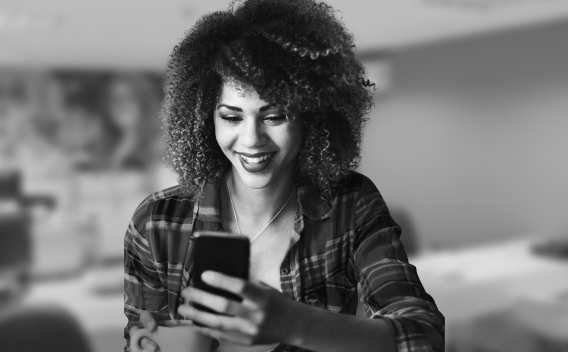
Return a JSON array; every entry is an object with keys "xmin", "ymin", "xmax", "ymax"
[{"xmin": 124, "ymin": 172, "xmax": 444, "ymax": 351}]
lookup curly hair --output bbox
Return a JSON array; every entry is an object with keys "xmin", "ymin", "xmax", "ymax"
[{"xmin": 161, "ymin": 0, "xmax": 375, "ymax": 199}]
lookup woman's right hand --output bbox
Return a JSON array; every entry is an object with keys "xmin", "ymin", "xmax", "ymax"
[
  {"xmin": 130, "ymin": 310, "xmax": 219, "ymax": 352},
  {"xmin": 129, "ymin": 311, "xmax": 160, "ymax": 352}
]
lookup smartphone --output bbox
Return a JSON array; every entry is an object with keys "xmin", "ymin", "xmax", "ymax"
[{"xmin": 191, "ymin": 232, "xmax": 250, "ymax": 315}]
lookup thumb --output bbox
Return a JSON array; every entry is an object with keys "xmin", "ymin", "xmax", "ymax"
[
  {"xmin": 140, "ymin": 337, "xmax": 159, "ymax": 352},
  {"xmin": 140, "ymin": 310, "xmax": 158, "ymax": 332},
  {"xmin": 129, "ymin": 326, "xmax": 159, "ymax": 352}
]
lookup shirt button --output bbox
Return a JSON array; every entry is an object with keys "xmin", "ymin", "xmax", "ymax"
[{"xmin": 280, "ymin": 268, "xmax": 290, "ymax": 275}]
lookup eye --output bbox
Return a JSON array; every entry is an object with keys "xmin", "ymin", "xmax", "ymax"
[
  {"xmin": 220, "ymin": 115, "xmax": 243, "ymax": 124},
  {"xmin": 263, "ymin": 114, "xmax": 287, "ymax": 125}
]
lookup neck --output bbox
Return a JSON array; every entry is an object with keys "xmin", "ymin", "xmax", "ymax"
[{"xmin": 226, "ymin": 168, "xmax": 296, "ymax": 222}]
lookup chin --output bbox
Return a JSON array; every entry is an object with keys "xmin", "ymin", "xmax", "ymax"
[
  {"xmin": 228, "ymin": 154, "xmax": 296, "ymax": 189},
  {"xmin": 234, "ymin": 169, "xmax": 274, "ymax": 189}
]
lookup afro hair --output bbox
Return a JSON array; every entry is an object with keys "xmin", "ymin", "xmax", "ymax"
[{"xmin": 161, "ymin": 0, "xmax": 375, "ymax": 198}]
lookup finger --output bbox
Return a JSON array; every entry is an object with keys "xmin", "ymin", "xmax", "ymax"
[
  {"xmin": 202, "ymin": 272, "xmax": 271, "ymax": 303},
  {"xmin": 178, "ymin": 302, "xmax": 253, "ymax": 333},
  {"xmin": 201, "ymin": 271, "xmax": 248, "ymax": 296},
  {"xmin": 178, "ymin": 302, "xmax": 224, "ymax": 327},
  {"xmin": 129, "ymin": 325, "xmax": 141, "ymax": 335},
  {"xmin": 140, "ymin": 311, "xmax": 158, "ymax": 332},
  {"xmin": 140, "ymin": 337, "xmax": 159, "ymax": 352},
  {"xmin": 182, "ymin": 287, "xmax": 243, "ymax": 316}
]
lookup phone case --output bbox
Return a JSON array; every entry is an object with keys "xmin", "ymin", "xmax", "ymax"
[{"xmin": 191, "ymin": 234, "xmax": 250, "ymax": 315}]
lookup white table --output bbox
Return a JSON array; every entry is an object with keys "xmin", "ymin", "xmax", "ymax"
[{"xmin": 411, "ymin": 236, "xmax": 568, "ymax": 343}]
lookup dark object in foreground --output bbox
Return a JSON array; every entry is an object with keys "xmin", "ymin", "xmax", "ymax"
[
  {"xmin": 191, "ymin": 233, "xmax": 250, "ymax": 319},
  {"xmin": 0, "ymin": 305, "xmax": 92, "ymax": 352}
]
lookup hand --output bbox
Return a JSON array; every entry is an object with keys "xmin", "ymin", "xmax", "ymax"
[
  {"xmin": 178, "ymin": 271, "xmax": 299, "ymax": 346},
  {"xmin": 130, "ymin": 311, "xmax": 218, "ymax": 352},
  {"xmin": 129, "ymin": 311, "xmax": 169, "ymax": 352}
]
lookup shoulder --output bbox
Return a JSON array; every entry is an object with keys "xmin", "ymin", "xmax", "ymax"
[
  {"xmin": 333, "ymin": 171, "xmax": 382, "ymax": 200},
  {"xmin": 146, "ymin": 184, "xmax": 197, "ymax": 203},
  {"xmin": 333, "ymin": 171, "xmax": 392, "ymax": 224},
  {"xmin": 130, "ymin": 185, "xmax": 198, "ymax": 227}
]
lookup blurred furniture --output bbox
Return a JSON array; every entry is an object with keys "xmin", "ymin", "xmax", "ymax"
[
  {"xmin": 0, "ymin": 170, "xmax": 54, "ymax": 309},
  {"xmin": 23, "ymin": 264, "xmax": 125, "ymax": 352},
  {"xmin": 0, "ymin": 304, "xmax": 91, "ymax": 352},
  {"xmin": 0, "ymin": 171, "xmax": 32, "ymax": 275},
  {"xmin": 410, "ymin": 236, "xmax": 568, "ymax": 350}
]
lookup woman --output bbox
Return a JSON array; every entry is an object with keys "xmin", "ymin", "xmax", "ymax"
[{"xmin": 124, "ymin": 0, "xmax": 445, "ymax": 351}]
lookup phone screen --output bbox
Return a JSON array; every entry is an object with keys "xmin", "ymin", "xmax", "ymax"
[{"xmin": 191, "ymin": 233, "xmax": 250, "ymax": 315}]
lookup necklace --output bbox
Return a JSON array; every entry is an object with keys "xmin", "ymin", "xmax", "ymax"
[{"xmin": 226, "ymin": 179, "xmax": 295, "ymax": 243}]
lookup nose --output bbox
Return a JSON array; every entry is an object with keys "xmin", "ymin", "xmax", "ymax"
[{"xmin": 239, "ymin": 118, "xmax": 267, "ymax": 147}]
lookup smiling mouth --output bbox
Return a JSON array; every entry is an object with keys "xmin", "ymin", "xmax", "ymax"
[{"xmin": 240, "ymin": 153, "xmax": 273, "ymax": 165}]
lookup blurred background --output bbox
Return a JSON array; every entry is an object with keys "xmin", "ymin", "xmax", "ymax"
[{"xmin": 1, "ymin": 0, "xmax": 567, "ymax": 351}]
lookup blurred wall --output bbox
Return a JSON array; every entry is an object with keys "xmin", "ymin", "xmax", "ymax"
[{"xmin": 359, "ymin": 20, "xmax": 568, "ymax": 250}]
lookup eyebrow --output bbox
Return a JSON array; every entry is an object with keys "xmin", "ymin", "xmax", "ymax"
[
  {"xmin": 217, "ymin": 104, "xmax": 242, "ymax": 112},
  {"xmin": 216, "ymin": 104, "xmax": 279, "ymax": 113}
]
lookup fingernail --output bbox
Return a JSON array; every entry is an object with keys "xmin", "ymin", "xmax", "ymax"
[
  {"xmin": 149, "ymin": 341, "xmax": 159, "ymax": 352},
  {"xmin": 202, "ymin": 271, "xmax": 213, "ymax": 282},
  {"xmin": 142, "ymin": 339, "xmax": 158, "ymax": 352}
]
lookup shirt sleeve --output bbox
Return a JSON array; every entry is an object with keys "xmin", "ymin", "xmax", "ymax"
[
  {"xmin": 123, "ymin": 196, "xmax": 169, "ymax": 351},
  {"xmin": 352, "ymin": 180, "xmax": 445, "ymax": 352}
]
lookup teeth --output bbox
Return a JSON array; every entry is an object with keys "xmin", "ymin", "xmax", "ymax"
[{"xmin": 241, "ymin": 153, "xmax": 271, "ymax": 164}]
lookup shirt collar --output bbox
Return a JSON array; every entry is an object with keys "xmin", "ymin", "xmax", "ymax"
[
  {"xmin": 194, "ymin": 171, "xmax": 332, "ymax": 224},
  {"xmin": 297, "ymin": 183, "xmax": 332, "ymax": 221}
]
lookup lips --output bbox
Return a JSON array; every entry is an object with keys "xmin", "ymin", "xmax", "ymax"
[
  {"xmin": 240, "ymin": 153, "xmax": 271, "ymax": 164},
  {"xmin": 237, "ymin": 152, "xmax": 275, "ymax": 173}
]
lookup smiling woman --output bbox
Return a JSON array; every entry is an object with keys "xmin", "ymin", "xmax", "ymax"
[
  {"xmin": 124, "ymin": 0, "xmax": 444, "ymax": 352},
  {"xmin": 214, "ymin": 82, "xmax": 303, "ymax": 190}
]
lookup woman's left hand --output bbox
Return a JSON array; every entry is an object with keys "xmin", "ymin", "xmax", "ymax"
[{"xmin": 178, "ymin": 271, "xmax": 299, "ymax": 346}]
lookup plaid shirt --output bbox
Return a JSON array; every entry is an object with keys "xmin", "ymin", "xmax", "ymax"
[{"xmin": 124, "ymin": 171, "xmax": 445, "ymax": 351}]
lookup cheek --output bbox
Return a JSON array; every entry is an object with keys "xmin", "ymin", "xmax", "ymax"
[
  {"xmin": 214, "ymin": 120, "xmax": 230, "ymax": 151},
  {"xmin": 284, "ymin": 123, "xmax": 304, "ymax": 157}
]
